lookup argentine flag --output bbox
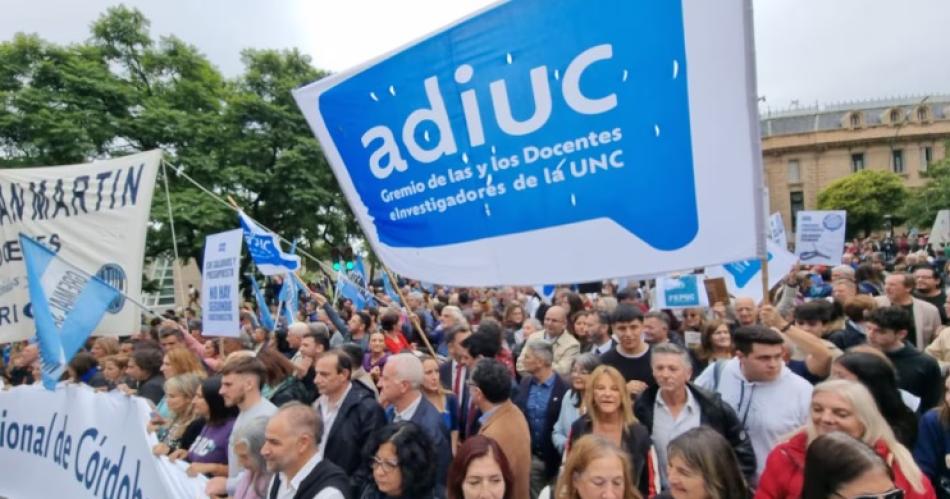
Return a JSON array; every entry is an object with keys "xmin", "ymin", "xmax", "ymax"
[
  {"xmin": 19, "ymin": 234, "xmax": 121, "ymax": 390},
  {"xmin": 238, "ymin": 211, "xmax": 301, "ymax": 275}
]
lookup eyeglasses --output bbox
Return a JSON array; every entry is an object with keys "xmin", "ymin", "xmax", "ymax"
[
  {"xmin": 834, "ymin": 488, "xmax": 904, "ymax": 499},
  {"xmin": 370, "ymin": 456, "xmax": 400, "ymax": 474}
]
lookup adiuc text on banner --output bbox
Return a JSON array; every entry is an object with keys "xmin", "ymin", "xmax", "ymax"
[
  {"xmin": 293, "ymin": 0, "xmax": 765, "ymax": 286},
  {"xmin": 0, "ymin": 150, "xmax": 161, "ymax": 342},
  {"xmin": 794, "ymin": 210, "xmax": 847, "ymax": 266},
  {"xmin": 706, "ymin": 240, "xmax": 799, "ymax": 304},
  {"xmin": 201, "ymin": 229, "xmax": 243, "ymax": 337},
  {"xmin": 0, "ymin": 383, "xmax": 207, "ymax": 499},
  {"xmin": 20, "ymin": 234, "xmax": 121, "ymax": 390},
  {"xmin": 238, "ymin": 210, "xmax": 300, "ymax": 276}
]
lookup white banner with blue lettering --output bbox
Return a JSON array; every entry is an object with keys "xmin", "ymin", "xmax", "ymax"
[
  {"xmin": 794, "ymin": 210, "xmax": 847, "ymax": 266},
  {"xmin": 769, "ymin": 212, "xmax": 788, "ymax": 249},
  {"xmin": 293, "ymin": 0, "xmax": 764, "ymax": 286},
  {"xmin": 0, "ymin": 151, "xmax": 160, "ymax": 342},
  {"xmin": 201, "ymin": 229, "xmax": 243, "ymax": 337},
  {"xmin": 0, "ymin": 384, "xmax": 207, "ymax": 499},
  {"xmin": 654, "ymin": 274, "xmax": 709, "ymax": 309}
]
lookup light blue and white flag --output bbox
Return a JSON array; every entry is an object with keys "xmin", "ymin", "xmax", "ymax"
[
  {"xmin": 382, "ymin": 272, "xmax": 401, "ymax": 305},
  {"xmin": 336, "ymin": 272, "xmax": 373, "ymax": 311},
  {"xmin": 278, "ymin": 274, "xmax": 298, "ymax": 325},
  {"xmin": 238, "ymin": 211, "xmax": 301, "ymax": 275},
  {"xmin": 533, "ymin": 285, "xmax": 557, "ymax": 304},
  {"xmin": 247, "ymin": 274, "xmax": 275, "ymax": 331},
  {"xmin": 19, "ymin": 234, "xmax": 120, "ymax": 390}
]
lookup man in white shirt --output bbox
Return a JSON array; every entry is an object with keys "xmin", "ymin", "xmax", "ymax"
[
  {"xmin": 585, "ymin": 310, "xmax": 615, "ymax": 355},
  {"xmin": 695, "ymin": 325, "xmax": 812, "ymax": 477},
  {"xmin": 262, "ymin": 402, "xmax": 348, "ymax": 499}
]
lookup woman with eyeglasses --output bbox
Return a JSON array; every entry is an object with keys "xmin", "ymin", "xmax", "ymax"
[
  {"xmin": 568, "ymin": 365, "xmax": 659, "ymax": 497},
  {"xmin": 553, "ymin": 353, "xmax": 602, "ymax": 454},
  {"xmin": 756, "ymin": 379, "xmax": 933, "ymax": 498},
  {"xmin": 555, "ymin": 434, "xmax": 641, "ymax": 499},
  {"xmin": 803, "ymin": 431, "xmax": 908, "ymax": 499},
  {"xmin": 360, "ymin": 421, "xmax": 436, "ymax": 499}
]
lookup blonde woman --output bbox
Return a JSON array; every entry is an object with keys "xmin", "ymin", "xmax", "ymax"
[
  {"xmin": 151, "ymin": 373, "xmax": 205, "ymax": 457},
  {"xmin": 567, "ymin": 365, "xmax": 659, "ymax": 497},
  {"xmin": 90, "ymin": 337, "xmax": 120, "ymax": 360},
  {"xmin": 555, "ymin": 434, "xmax": 641, "ymax": 499},
  {"xmin": 756, "ymin": 379, "xmax": 934, "ymax": 498}
]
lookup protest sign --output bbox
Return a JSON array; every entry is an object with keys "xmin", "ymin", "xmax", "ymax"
[
  {"xmin": 703, "ymin": 277, "xmax": 730, "ymax": 306},
  {"xmin": 795, "ymin": 210, "xmax": 847, "ymax": 266},
  {"xmin": 706, "ymin": 241, "xmax": 798, "ymax": 303},
  {"xmin": 930, "ymin": 210, "xmax": 950, "ymax": 248},
  {"xmin": 0, "ymin": 150, "xmax": 160, "ymax": 342},
  {"xmin": 294, "ymin": 0, "xmax": 765, "ymax": 285},
  {"xmin": 769, "ymin": 212, "xmax": 787, "ymax": 249},
  {"xmin": 0, "ymin": 384, "xmax": 206, "ymax": 499},
  {"xmin": 654, "ymin": 275, "xmax": 709, "ymax": 309},
  {"xmin": 201, "ymin": 229, "xmax": 243, "ymax": 337}
]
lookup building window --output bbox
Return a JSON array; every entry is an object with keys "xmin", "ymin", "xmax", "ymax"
[
  {"xmin": 849, "ymin": 113, "xmax": 861, "ymax": 128},
  {"xmin": 787, "ymin": 159, "xmax": 801, "ymax": 183},
  {"xmin": 892, "ymin": 149, "xmax": 904, "ymax": 173},
  {"xmin": 917, "ymin": 107, "xmax": 929, "ymax": 122},
  {"xmin": 890, "ymin": 109, "xmax": 902, "ymax": 124},
  {"xmin": 790, "ymin": 191, "xmax": 805, "ymax": 231},
  {"xmin": 921, "ymin": 146, "xmax": 933, "ymax": 172},
  {"xmin": 851, "ymin": 153, "xmax": 865, "ymax": 173}
]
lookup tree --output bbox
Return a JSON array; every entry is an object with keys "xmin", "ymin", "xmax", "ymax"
[
  {"xmin": 901, "ymin": 147, "xmax": 950, "ymax": 230},
  {"xmin": 0, "ymin": 6, "xmax": 360, "ymax": 267},
  {"xmin": 817, "ymin": 169, "xmax": 907, "ymax": 237}
]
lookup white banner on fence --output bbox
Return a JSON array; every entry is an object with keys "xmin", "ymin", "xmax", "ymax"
[
  {"xmin": 0, "ymin": 150, "xmax": 161, "ymax": 342},
  {"xmin": 654, "ymin": 274, "xmax": 709, "ymax": 309},
  {"xmin": 706, "ymin": 240, "xmax": 799, "ymax": 304},
  {"xmin": 201, "ymin": 229, "xmax": 243, "ymax": 337},
  {"xmin": 0, "ymin": 383, "xmax": 207, "ymax": 499},
  {"xmin": 795, "ymin": 210, "xmax": 847, "ymax": 266}
]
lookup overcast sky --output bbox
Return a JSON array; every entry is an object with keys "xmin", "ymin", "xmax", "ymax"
[{"xmin": 3, "ymin": 0, "xmax": 948, "ymax": 111}]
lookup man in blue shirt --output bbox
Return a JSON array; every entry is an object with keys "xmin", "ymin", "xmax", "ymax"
[{"xmin": 514, "ymin": 339, "xmax": 568, "ymax": 499}]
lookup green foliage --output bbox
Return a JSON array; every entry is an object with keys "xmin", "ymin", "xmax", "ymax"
[
  {"xmin": 0, "ymin": 6, "xmax": 359, "ymax": 265},
  {"xmin": 817, "ymin": 170, "xmax": 907, "ymax": 237},
  {"xmin": 902, "ymin": 149, "xmax": 950, "ymax": 229}
]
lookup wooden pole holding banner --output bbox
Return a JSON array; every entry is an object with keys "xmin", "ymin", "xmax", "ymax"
[
  {"xmin": 381, "ymin": 267, "xmax": 439, "ymax": 359},
  {"xmin": 760, "ymin": 256, "xmax": 770, "ymax": 305}
]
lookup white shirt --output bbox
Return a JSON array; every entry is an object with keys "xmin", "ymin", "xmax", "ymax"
[
  {"xmin": 315, "ymin": 383, "xmax": 352, "ymax": 460},
  {"xmin": 653, "ymin": 387, "xmax": 702, "ymax": 489},
  {"xmin": 695, "ymin": 357, "xmax": 812, "ymax": 476},
  {"xmin": 269, "ymin": 451, "xmax": 345, "ymax": 499},
  {"xmin": 394, "ymin": 393, "xmax": 423, "ymax": 422},
  {"xmin": 592, "ymin": 339, "xmax": 615, "ymax": 356}
]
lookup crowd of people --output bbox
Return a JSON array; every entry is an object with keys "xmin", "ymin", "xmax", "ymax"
[{"xmin": 4, "ymin": 235, "xmax": 950, "ymax": 498}]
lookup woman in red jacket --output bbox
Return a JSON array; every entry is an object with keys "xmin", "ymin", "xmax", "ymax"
[{"xmin": 756, "ymin": 379, "xmax": 934, "ymax": 499}]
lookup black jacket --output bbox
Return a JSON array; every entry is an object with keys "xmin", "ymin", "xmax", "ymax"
[
  {"xmin": 513, "ymin": 373, "xmax": 568, "ymax": 480},
  {"xmin": 634, "ymin": 382, "xmax": 757, "ymax": 485},
  {"xmin": 269, "ymin": 458, "xmax": 352, "ymax": 499},
  {"xmin": 888, "ymin": 342, "xmax": 944, "ymax": 411},
  {"xmin": 269, "ymin": 376, "xmax": 314, "ymax": 407},
  {"xmin": 321, "ymin": 382, "xmax": 386, "ymax": 495}
]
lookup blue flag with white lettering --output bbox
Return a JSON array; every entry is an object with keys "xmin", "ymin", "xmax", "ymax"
[
  {"xmin": 382, "ymin": 272, "xmax": 401, "ymax": 305},
  {"xmin": 19, "ymin": 234, "xmax": 120, "ymax": 390},
  {"xmin": 238, "ymin": 211, "xmax": 301, "ymax": 276},
  {"xmin": 247, "ymin": 274, "xmax": 275, "ymax": 331}
]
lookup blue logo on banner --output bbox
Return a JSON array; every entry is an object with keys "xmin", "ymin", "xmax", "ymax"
[
  {"xmin": 664, "ymin": 276, "xmax": 701, "ymax": 307},
  {"xmin": 723, "ymin": 252, "xmax": 774, "ymax": 288},
  {"xmin": 316, "ymin": 0, "xmax": 697, "ymax": 249}
]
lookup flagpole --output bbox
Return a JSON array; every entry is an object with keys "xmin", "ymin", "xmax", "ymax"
[
  {"xmin": 160, "ymin": 162, "xmax": 189, "ymax": 313},
  {"xmin": 382, "ymin": 267, "xmax": 439, "ymax": 359}
]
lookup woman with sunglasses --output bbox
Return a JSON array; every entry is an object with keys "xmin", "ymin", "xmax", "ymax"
[
  {"xmin": 756, "ymin": 380, "xmax": 933, "ymax": 498},
  {"xmin": 803, "ymin": 431, "xmax": 910, "ymax": 499}
]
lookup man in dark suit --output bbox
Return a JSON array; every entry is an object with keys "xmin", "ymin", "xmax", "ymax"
[
  {"xmin": 261, "ymin": 402, "xmax": 351, "ymax": 499},
  {"xmin": 379, "ymin": 353, "xmax": 451, "ymax": 497},
  {"xmin": 439, "ymin": 325, "xmax": 472, "ymax": 398},
  {"xmin": 514, "ymin": 339, "xmax": 568, "ymax": 499},
  {"xmin": 314, "ymin": 351, "xmax": 386, "ymax": 496}
]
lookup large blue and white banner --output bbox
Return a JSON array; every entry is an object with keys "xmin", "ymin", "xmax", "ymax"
[
  {"xmin": 20, "ymin": 234, "xmax": 120, "ymax": 390},
  {"xmin": 238, "ymin": 211, "xmax": 301, "ymax": 276},
  {"xmin": 795, "ymin": 210, "xmax": 847, "ymax": 266},
  {"xmin": 0, "ymin": 384, "xmax": 207, "ymax": 499},
  {"xmin": 0, "ymin": 151, "xmax": 160, "ymax": 342},
  {"xmin": 200, "ymin": 229, "xmax": 243, "ymax": 337},
  {"xmin": 294, "ymin": 0, "xmax": 764, "ymax": 285}
]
